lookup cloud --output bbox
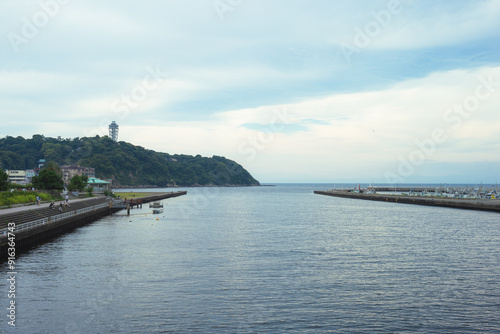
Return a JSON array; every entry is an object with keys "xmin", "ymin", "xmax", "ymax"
[
  {"xmin": 240, "ymin": 123, "xmax": 307, "ymax": 134},
  {"xmin": 374, "ymin": 0, "xmax": 500, "ymax": 50},
  {"xmin": 108, "ymin": 65, "xmax": 500, "ymax": 182}
]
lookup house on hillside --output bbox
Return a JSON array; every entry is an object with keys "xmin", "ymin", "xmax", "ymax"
[
  {"xmin": 61, "ymin": 165, "xmax": 95, "ymax": 182},
  {"xmin": 34, "ymin": 159, "xmax": 45, "ymax": 174}
]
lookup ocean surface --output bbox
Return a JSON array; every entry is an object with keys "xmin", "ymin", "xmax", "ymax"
[{"xmin": 2, "ymin": 183, "xmax": 500, "ymax": 333}]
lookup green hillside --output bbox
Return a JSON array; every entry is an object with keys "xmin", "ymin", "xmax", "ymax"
[{"xmin": 0, "ymin": 135, "xmax": 260, "ymax": 187}]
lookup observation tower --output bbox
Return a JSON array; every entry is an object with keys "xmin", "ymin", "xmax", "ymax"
[{"xmin": 109, "ymin": 121, "xmax": 119, "ymax": 142}]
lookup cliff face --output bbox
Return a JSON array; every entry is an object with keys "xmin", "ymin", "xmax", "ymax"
[{"xmin": 0, "ymin": 135, "xmax": 260, "ymax": 187}]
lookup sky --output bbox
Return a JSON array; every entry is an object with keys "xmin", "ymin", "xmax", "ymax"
[{"xmin": 1, "ymin": 0, "xmax": 499, "ymax": 184}]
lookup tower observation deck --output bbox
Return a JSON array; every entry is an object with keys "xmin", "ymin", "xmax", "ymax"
[{"xmin": 109, "ymin": 121, "xmax": 119, "ymax": 142}]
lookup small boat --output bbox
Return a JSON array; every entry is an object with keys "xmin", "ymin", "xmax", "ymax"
[
  {"xmin": 149, "ymin": 201, "xmax": 163, "ymax": 208},
  {"xmin": 152, "ymin": 209, "xmax": 163, "ymax": 214}
]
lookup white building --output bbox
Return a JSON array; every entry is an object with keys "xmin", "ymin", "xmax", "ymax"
[{"xmin": 7, "ymin": 170, "xmax": 27, "ymax": 185}]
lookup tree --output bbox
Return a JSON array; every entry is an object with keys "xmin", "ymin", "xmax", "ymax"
[
  {"xmin": 67, "ymin": 174, "xmax": 88, "ymax": 192},
  {"xmin": 45, "ymin": 160, "xmax": 62, "ymax": 174},
  {"xmin": 32, "ymin": 169, "xmax": 64, "ymax": 191},
  {"xmin": 0, "ymin": 169, "xmax": 9, "ymax": 191}
]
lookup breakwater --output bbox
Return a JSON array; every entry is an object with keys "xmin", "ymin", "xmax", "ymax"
[
  {"xmin": 0, "ymin": 191, "xmax": 187, "ymax": 259},
  {"xmin": 314, "ymin": 190, "xmax": 500, "ymax": 213}
]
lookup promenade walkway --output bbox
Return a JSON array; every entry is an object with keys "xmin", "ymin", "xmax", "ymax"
[
  {"xmin": 0, "ymin": 196, "xmax": 107, "ymax": 215},
  {"xmin": 1, "ymin": 192, "xmax": 186, "ymax": 258},
  {"xmin": 0, "ymin": 197, "xmax": 111, "ymax": 232},
  {"xmin": 0, "ymin": 192, "xmax": 186, "ymax": 233}
]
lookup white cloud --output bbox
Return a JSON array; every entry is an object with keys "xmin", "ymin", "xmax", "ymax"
[
  {"xmin": 0, "ymin": 70, "xmax": 80, "ymax": 96},
  {"xmin": 123, "ymin": 66, "xmax": 500, "ymax": 182},
  {"xmin": 342, "ymin": 0, "xmax": 500, "ymax": 50}
]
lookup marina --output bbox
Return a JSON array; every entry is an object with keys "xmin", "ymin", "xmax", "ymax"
[
  {"xmin": 328, "ymin": 185, "xmax": 498, "ymax": 198},
  {"xmin": 315, "ymin": 187, "xmax": 500, "ymax": 213}
]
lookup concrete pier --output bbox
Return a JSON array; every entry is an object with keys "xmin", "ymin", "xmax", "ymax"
[
  {"xmin": 113, "ymin": 191, "xmax": 187, "ymax": 212},
  {"xmin": 314, "ymin": 190, "xmax": 500, "ymax": 213},
  {"xmin": 0, "ymin": 191, "xmax": 187, "ymax": 260},
  {"xmin": 120, "ymin": 191, "xmax": 187, "ymax": 205}
]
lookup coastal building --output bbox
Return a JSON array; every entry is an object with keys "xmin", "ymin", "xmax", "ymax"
[
  {"xmin": 87, "ymin": 177, "xmax": 111, "ymax": 193},
  {"xmin": 61, "ymin": 165, "xmax": 95, "ymax": 182},
  {"xmin": 7, "ymin": 170, "xmax": 27, "ymax": 185}
]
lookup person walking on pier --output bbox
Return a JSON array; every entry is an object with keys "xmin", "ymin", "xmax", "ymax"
[{"xmin": 59, "ymin": 202, "xmax": 64, "ymax": 212}]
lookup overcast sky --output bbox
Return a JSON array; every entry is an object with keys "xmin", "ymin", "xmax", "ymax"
[{"xmin": 1, "ymin": 0, "xmax": 499, "ymax": 183}]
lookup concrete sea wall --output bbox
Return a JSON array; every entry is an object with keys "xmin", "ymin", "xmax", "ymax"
[{"xmin": 0, "ymin": 191, "xmax": 187, "ymax": 260}]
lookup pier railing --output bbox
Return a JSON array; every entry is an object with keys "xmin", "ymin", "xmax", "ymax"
[{"xmin": 0, "ymin": 202, "xmax": 110, "ymax": 235}]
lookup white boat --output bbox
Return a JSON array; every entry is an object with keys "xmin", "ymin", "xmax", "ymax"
[{"xmin": 149, "ymin": 201, "xmax": 163, "ymax": 208}]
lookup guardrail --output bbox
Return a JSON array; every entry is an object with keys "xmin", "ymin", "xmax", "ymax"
[{"xmin": 0, "ymin": 202, "xmax": 111, "ymax": 236}]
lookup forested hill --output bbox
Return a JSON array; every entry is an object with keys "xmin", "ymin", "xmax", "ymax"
[{"xmin": 0, "ymin": 135, "xmax": 260, "ymax": 187}]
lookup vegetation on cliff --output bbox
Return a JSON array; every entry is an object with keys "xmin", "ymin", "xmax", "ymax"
[{"xmin": 0, "ymin": 135, "xmax": 260, "ymax": 187}]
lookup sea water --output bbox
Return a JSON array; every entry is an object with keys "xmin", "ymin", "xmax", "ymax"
[{"xmin": 2, "ymin": 184, "xmax": 499, "ymax": 333}]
